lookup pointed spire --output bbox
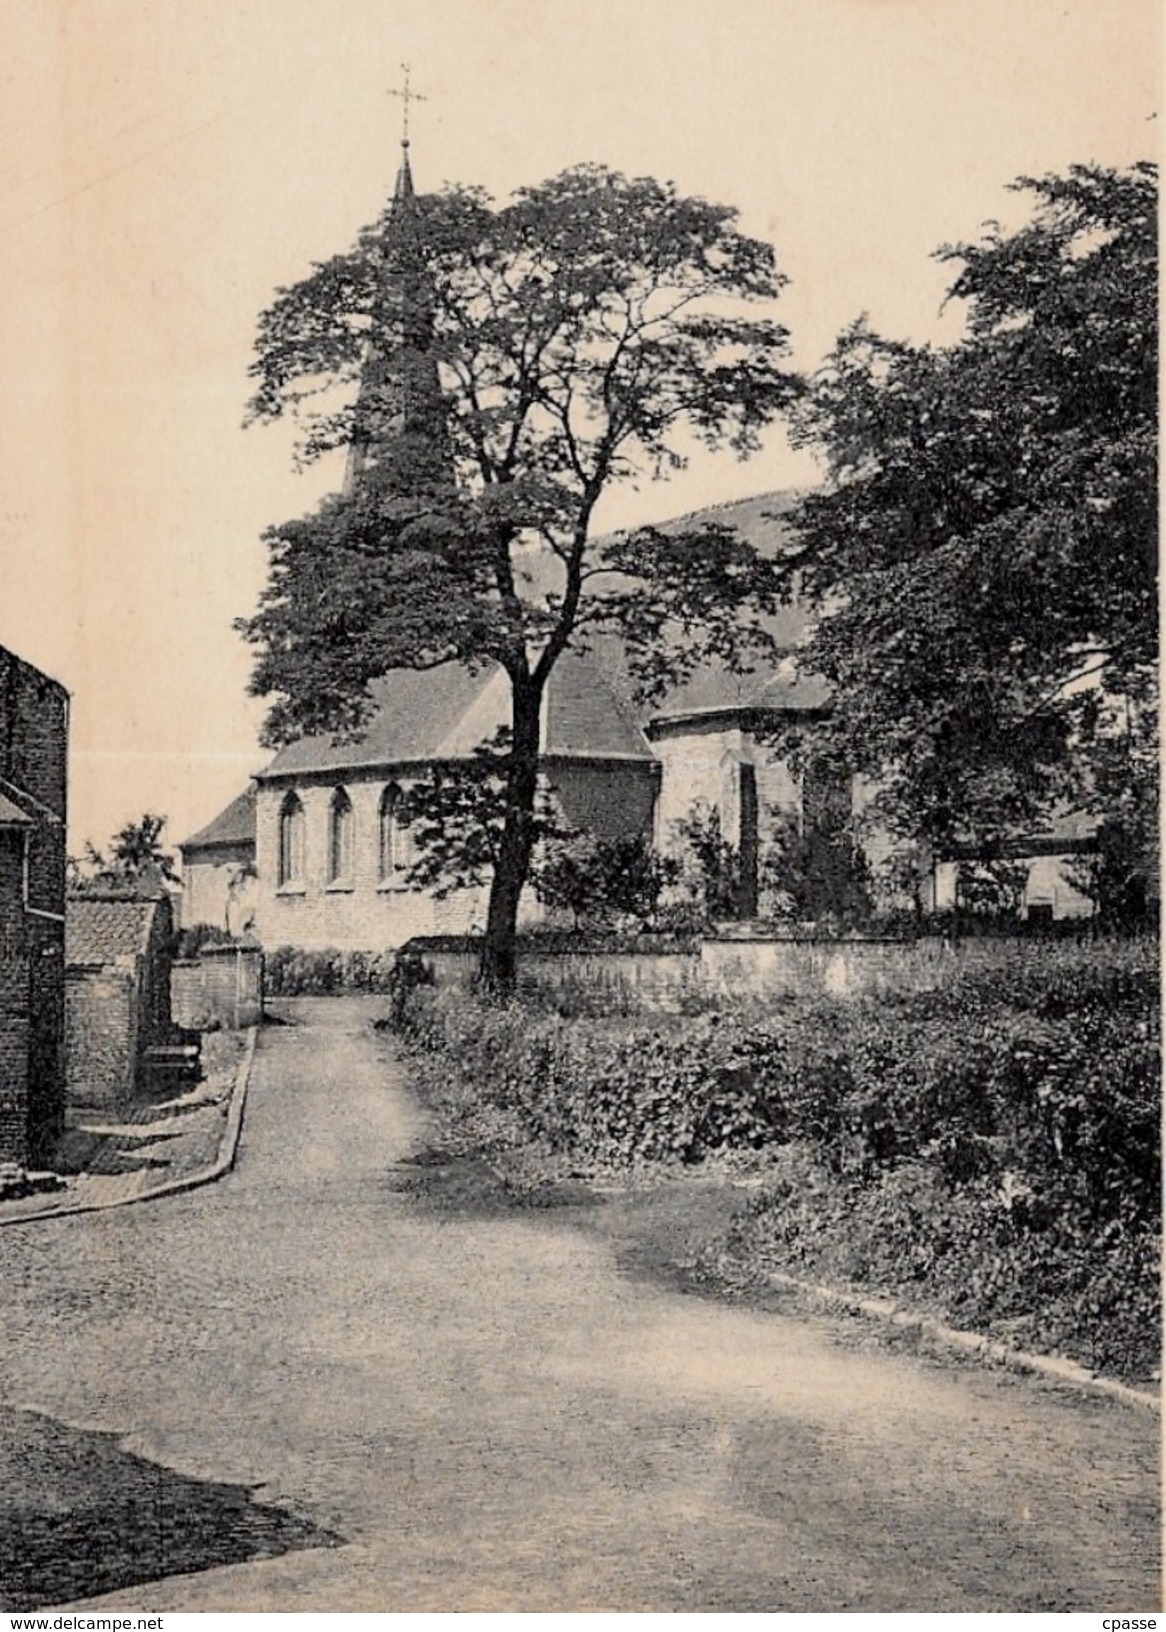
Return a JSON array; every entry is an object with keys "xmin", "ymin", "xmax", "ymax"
[
  {"xmin": 343, "ymin": 72, "xmax": 446, "ymax": 501},
  {"xmin": 395, "ymin": 140, "xmax": 415, "ymax": 201}
]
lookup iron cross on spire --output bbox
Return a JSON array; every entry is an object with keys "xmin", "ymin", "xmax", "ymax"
[{"xmin": 389, "ymin": 63, "xmax": 427, "ymax": 148}]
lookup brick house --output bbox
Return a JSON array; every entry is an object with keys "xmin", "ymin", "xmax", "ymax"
[
  {"xmin": 64, "ymin": 889, "xmax": 178, "ymax": 1108},
  {"xmin": 0, "ymin": 644, "xmax": 68, "ymax": 1167}
]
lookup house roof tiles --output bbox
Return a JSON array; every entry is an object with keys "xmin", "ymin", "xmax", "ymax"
[{"xmin": 65, "ymin": 896, "xmax": 164, "ymax": 967}]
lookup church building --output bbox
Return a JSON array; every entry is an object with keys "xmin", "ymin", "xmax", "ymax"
[
  {"xmin": 180, "ymin": 135, "xmax": 842, "ymax": 947},
  {"xmin": 181, "ymin": 488, "xmax": 831, "ymax": 948},
  {"xmin": 181, "ymin": 135, "xmax": 1101, "ymax": 946}
]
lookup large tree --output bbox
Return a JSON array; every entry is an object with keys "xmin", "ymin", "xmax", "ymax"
[
  {"xmin": 242, "ymin": 163, "xmax": 799, "ymax": 988},
  {"xmin": 786, "ymin": 163, "xmax": 1157, "ymax": 890}
]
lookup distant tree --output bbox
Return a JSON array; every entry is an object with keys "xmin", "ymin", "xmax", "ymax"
[
  {"xmin": 953, "ymin": 857, "xmax": 1031, "ymax": 919},
  {"xmin": 71, "ymin": 812, "xmax": 178, "ymax": 891},
  {"xmin": 786, "ymin": 163, "xmax": 1157, "ymax": 867},
  {"xmin": 241, "ymin": 164, "xmax": 800, "ymax": 990}
]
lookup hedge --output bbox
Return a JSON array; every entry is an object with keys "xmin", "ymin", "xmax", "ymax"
[
  {"xmin": 391, "ymin": 943, "xmax": 1160, "ymax": 1379},
  {"xmin": 264, "ymin": 946, "xmax": 398, "ymax": 996}
]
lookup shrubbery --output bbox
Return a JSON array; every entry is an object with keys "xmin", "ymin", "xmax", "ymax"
[
  {"xmin": 531, "ymin": 831, "xmax": 681, "ymax": 930},
  {"xmin": 391, "ymin": 941, "xmax": 1160, "ymax": 1378},
  {"xmin": 264, "ymin": 945, "xmax": 398, "ymax": 996}
]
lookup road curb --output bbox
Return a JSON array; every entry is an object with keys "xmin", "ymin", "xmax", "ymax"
[
  {"xmin": 760, "ymin": 1267, "xmax": 1160, "ymax": 1413},
  {"xmin": 476, "ymin": 1156, "xmax": 1160, "ymax": 1413},
  {"xmin": 0, "ymin": 1027, "xmax": 258, "ymax": 1227}
]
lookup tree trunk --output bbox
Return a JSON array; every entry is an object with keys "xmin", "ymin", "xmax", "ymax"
[{"xmin": 477, "ymin": 674, "xmax": 542, "ymax": 996}]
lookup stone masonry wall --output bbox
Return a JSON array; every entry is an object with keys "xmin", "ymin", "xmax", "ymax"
[
  {"xmin": 172, "ymin": 944, "xmax": 263, "ymax": 1030},
  {"xmin": 0, "ymin": 646, "xmax": 67, "ymax": 1163},
  {"xmin": 65, "ymin": 963, "xmax": 137, "ymax": 1108},
  {"xmin": 0, "ymin": 832, "xmax": 30, "ymax": 1163},
  {"xmin": 252, "ymin": 774, "xmax": 557, "ymax": 951},
  {"xmin": 650, "ymin": 722, "xmax": 800, "ymax": 852},
  {"xmin": 415, "ymin": 933, "xmax": 1113, "ymax": 1011},
  {"xmin": 181, "ymin": 850, "xmax": 251, "ymax": 931}
]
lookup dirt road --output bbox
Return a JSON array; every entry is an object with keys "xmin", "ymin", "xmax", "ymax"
[{"xmin": 0, "ymin": 997, "xmax": 1157, "ymax": 1611}]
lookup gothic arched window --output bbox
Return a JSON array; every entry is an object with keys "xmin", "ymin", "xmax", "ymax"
[
  {"xmin": 379, "ymin": 782, "xmax": 406, "ymax": 882},
  {"xmin": 328, "ymin": 788, "xmax": 354, "ymax": 884},
  {"xmin": 277, "ymin": 792, "xmax": 305, "ymax": 887}
]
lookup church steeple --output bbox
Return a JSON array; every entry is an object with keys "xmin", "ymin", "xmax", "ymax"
[
  {"xmin": 343, "ymin": 70, "xmax": 446, "ymax": 500},
  {"xmin": 394, "ymin": 140, "xmax": 415, "ymax": 202}
]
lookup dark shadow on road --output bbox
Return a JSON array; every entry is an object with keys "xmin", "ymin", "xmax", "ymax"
[
  {"xmin": 52, "ymin": 1130, "xmax": 184, "ymax": 1179},
  {"xmin": 0, "ymin": 1406, "xmax": 342, "ymax": 1610},
  {"xmin": 383, "ymin": 1150, "xmax": 601, "ymax": 1220}
]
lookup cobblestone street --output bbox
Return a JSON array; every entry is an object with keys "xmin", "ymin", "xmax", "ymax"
[{"xmin": 0, "ymin": 998, "xmax": 1158, "ymax": 1612}]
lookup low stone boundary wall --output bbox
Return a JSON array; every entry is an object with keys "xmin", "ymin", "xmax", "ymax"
[
  {"xmin": 172, "ymin": 943, "xmax": 263, "ymax": 1030},
  {"xmin": 700, "ymin": 936, "xmax": 956, "ymax": 999},
  {"xmin": 411, "ymin": 932, "xmax": 1139, "ymax": 1009},
  {"xmin": 420, "ymin": 946, "xmax": 701, "ymax": 1009}
]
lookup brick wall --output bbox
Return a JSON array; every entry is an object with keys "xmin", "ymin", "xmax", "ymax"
[
  {"xmin": 138, "ymin": 893, "xmax": 175, "ymax": 1047},
  {"xmin": 172, "ymin": 944, "xmax": 263, "ymax": 1030},
  {"xmin": 0, "ymin": 646, "xmax": 67, "ymax": 1164},
  {"xmin": 0, "ymin": 832, "xmax": 29, "ymax": 1161},
  {"xmin": 65, "ymin": 964, "xmax": 137, "ymax": 1108},
  {"xmin": 26, "ymin": 921, "xmax": 66, "ymax": 1156},
  {"xmin": 1, "ymin": 647, "xmax": 68, "ymax": 818},
  {"xmin": 64, "ymin": 896, "xmax": 176, "ymax": 1107}
]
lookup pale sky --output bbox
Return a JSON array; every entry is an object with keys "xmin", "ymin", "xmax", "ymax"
[{"xmin": 0, "ymin": 0, "xmax": 1159, "ymax": 854}]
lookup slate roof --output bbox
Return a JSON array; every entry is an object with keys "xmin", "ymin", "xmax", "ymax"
[
  {"xmin": 66, "ymin": 896, "xmax": 165, "ymax": 967},
  {"xmin": 256, "ymin": 648, "xmax": 655, "ymax": 783},
  {"xmin": 644, "ymin": 656, "xmax": 830, "ymax": 726},
  {"xmin": 179, "ymin": 787, "xmax": 257, "ymax": 854},
  {"xmin": 187, "ymin": 489, "xmax": 822, "ymax": 848},
  {"xmin": 585, "ymin": 490, "xmax": 827, "ymax": 723},
  {"xmin": 541, "ymin": 649, "xmax": 657, "ymax": 759}
]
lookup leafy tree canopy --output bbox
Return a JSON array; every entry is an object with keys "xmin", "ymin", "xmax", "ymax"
[
  {"xmin": 786, "ymin": 163, "xmax": 1157, "ymax": 857},
  {"xmin": 241, "ymin": 163, "xmax": 800, "ymax": 986}
]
